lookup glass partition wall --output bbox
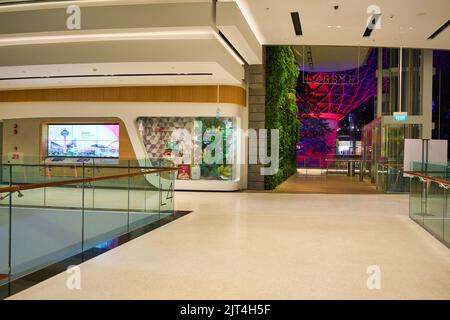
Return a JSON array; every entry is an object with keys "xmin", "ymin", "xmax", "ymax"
[
  {"xmin": 361, "ymin": 47, "xmax": 427, "ymax": 192},
  {"xmin": 362, "ymin": 121, "xmax": 422, "ymax": 192},
  {"xmin": 382, "ymin": 48, "xmax": 422, "ymax": 116}
]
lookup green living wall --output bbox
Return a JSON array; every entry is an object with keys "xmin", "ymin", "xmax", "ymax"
[{"xmin": 264, "ymin": 46, "xmax": 300, "ymax": 190}]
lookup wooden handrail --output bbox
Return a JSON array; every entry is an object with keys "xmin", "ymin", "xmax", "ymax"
[
  {"xmin": 325, "ymin": 158, "xmax": 361, "ymax": 162},
  {"xmin": 404, "ymin": 171, "xmax": 450, "ymax": 187},
  {"xmin": 1, "ymin": 163, "xmax": 173, "ymax": 170},
  {"xmin": 0, "ymin": 168, "xmax": 177, "ymax": 194},
  {"xmin": 1, "ymin": 164, "xmax": 165, "ymax": 169}
]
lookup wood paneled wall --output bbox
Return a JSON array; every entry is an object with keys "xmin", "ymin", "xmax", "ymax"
[{"xmin": 0, "ymin": 85, "xmax": 247, "ymax": 106}]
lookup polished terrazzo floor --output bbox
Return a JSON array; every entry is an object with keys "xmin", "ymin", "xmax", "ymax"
[
  {"xmin": 273, "ymin": 170, "xmax": 381, "ymax": 194},
  {"xmin": 8, "ymin": 191, "xmax": 450, "ymax": 300}
]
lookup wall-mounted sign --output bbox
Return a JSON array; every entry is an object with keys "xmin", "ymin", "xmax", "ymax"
[
  {"xmin": 303, "ymin": 73, "xmax": 360, "ymax": 86},
  {"xmin": 8, "ymin": 152, "xmax": 24, "ymax": 164},
  {"xmin": 393, "ymin": 112, "xmax": 408, "ymax": 122},
  {"xmin": 177, "ymin": 165, "xmax": 191, "ymax": 180}
]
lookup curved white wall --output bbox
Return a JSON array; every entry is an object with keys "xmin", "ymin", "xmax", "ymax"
[{"xmin": 0, "ymin": 101, "xmax": 247, "ymax": 190}]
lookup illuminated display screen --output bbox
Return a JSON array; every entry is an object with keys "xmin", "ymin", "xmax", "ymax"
[{"xmin": 47, "ymin": 124, "xmax": 120, "ymax": 158}]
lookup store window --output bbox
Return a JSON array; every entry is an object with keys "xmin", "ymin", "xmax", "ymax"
[{"xmin": 137, "ymin": 117, "xmax": 236, "ymax": 181}]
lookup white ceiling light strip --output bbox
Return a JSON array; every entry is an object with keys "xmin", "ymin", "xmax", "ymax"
[
  {"xmin": 0, "ymin": 29, "xmax": 215, "ymax": 46},
  {"xmin": 0, "ymin": 0, "xmax": 155, "ymax": 12}
]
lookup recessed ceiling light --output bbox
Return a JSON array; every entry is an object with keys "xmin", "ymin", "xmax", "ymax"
[
  {"xmin": 336, "ymin": 25, "xmax": 342, "ymax": 29},
  {"xmin": 328, "ymin": 25, "xmax": 333, "ymax": 28}
]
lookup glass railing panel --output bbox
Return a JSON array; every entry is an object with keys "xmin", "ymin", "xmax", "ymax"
[
  {"xmin": 89, "ymin": 167, "xmax": 129, "ymax": 210},
  {"xmin": 0, "ymin": 165, "xmax": 10, "ymax": 284},
  {"xmin": 425, "ymin": 163, "xmax": 447, "ymax": 179},
  {"xmin": 305, "ymin": 156, "xmax": 323, "ymax": 169},
  {"xmin": 424, "ymin": 182, "xmax": 445, "ymax": 241},
  {"xmin": 386, "ymin": 166, "xmax": 410, "ymax": 193},
  {"xmin": 0, "ymin": 202, "xmax": 9, "ymax": 284},
  {"xmin": 83, "ymin": 171, "xmax": 129, "ymax": 251},
  {"xmin": 44, "ymin": 165, "xmax": 84, "ymax": 209},
  {"xmin": 10, "ymin": 182, "xmax": 83, "ymax": 280},
  {"xmin": 128, "ymin": 173, "xmax": 147, "ymax": 230},
  {"xmin": 444, "ymin": 189, "xmax": 449, "ymax": 247},
  {"xmin": 326, "ymin": 158, "xmax": 357, "ymax": 174},
  {"xmin": 13, "ymin": 172, "xmax": 46, "ymax": 208},
  {"xmin": 410, "ymin": 161, "xmax": 448, "ymax": 179},
  {"xmin": 409, "ymin": 177, "xmax": 423, "ymax": 226},
  {"xmin": 159, "ymin": 170, "xmax": 175, "ymax": 217},
  {"xmin": 9, "ymin": 164, "xmax": 46, "ymax": 186},
  {"xmin": 411, "ymin": 161, "xmax": 423, "ymax": 172},
  {"xmin": 129, "ymin": 172, "xmax": 161, "ymax": 230},
  {"xmin": 376, "ymin": 163, "xmax": 387, "ymax": 191},
  {"xmin": 0, "ymin": 162, "xmax": 177, "ymax": 286}
]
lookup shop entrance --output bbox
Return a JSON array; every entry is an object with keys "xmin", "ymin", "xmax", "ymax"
[{"xmin": 276, "ymin": 46, "xmax": 380, "ymax": 194}]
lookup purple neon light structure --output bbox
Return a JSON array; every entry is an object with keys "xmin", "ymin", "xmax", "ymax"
[
  {"xmin": 297, "ymin": 49, "xmax": 379, "ymax": 116},
  {"xmin": 296, "ymin": 49, "xmax": 380, "ymax": 164}
]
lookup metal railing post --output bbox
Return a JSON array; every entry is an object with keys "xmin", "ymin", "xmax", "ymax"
[
  {"xmin": 158, "ymin": 173, "xmax": 162, "ymax": 220},
  {"xmin": 127, "ymin": 160, "xmax": 130, "ymax": 233},
  {"xmin": 81, "ymin": 163, "xmax": 85, "ymax": 254},
  {"xmin": 8, "ymin": 165, "xmax": 12, "ymax": 283}
]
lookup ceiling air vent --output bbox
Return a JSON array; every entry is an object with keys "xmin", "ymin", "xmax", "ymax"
[
  {"xmin": 428, "ymin": 20, "xmax": 450, "ymax": 39},
  {"xmin": 291, "ymin": 12, "xmax": 303, "ymax": 36}
]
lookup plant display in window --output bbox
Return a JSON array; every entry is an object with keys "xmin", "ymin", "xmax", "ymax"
[{"xmin": 198, "ymin": 117, "xmax": 234, "ymax": 180}]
